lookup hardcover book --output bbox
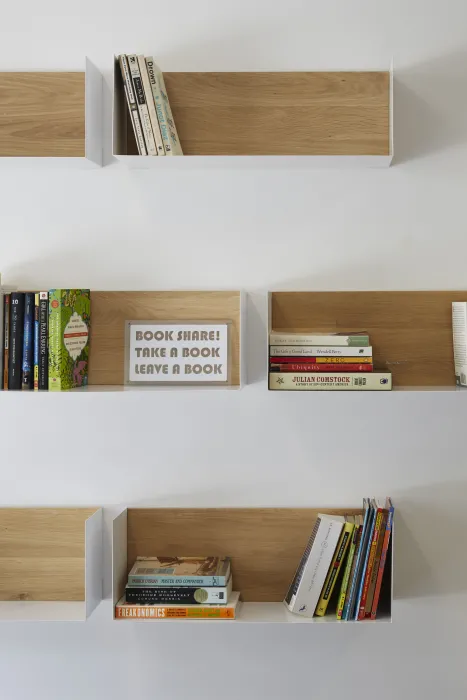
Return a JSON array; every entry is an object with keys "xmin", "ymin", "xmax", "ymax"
[
  {"xmin": 269, "ymin": 332, "xmax": 369, "ymax": 347},
  {"xmin": 270, "ymin": 346, "xmax": 373, "ymax": 357},
  {"xmin": 128, "ymin": 556, "xmax": 231, "ymax": 587},
  {"xmin": 270, "ymin": 363, "xmax": 373, "ymax": 373},
  {"xmin": 125, "ymin": 576, "xmax": 232, "ymax": 605},
  {"xmin": 21, "ymin": 292, "xmax": 34, "ymax": 390},
  {"xmin": 115, "ymin": 591, "xmax": 240, "ymax": 619},
  {"xmin": 269, "ymin": 355, "xmax": 373, "ymax": 363},
  {"xmin": 8, "ymin": 292, "xmax": 25, "ymax": 390},
  {"xmin": 269, "ymin": 372, "xmax": 392, "ymax": 391},
  {"xmin": 48, "ymin": 289, "xmax": 90, "ymax": 392}
]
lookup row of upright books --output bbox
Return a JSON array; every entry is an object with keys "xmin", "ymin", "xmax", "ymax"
[
  {"xmin": 115, "ymin": 556, "xmax": 240, "ymax": 619},
  {"xmin": 285, "ymin": 498, "xmax": 394, "ymax": 620},
  {"xmin": 268, "ymin": 331, "xmax": 392, "ymax": 391},
  {"xmin": 118, "ymin": 54, "xmax": 183, "ymax": 156},
  {"xmin": 1, "ymin": 287, "xmax": 91, "ymax": 391}
]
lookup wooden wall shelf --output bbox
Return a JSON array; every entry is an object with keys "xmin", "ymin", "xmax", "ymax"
[
  {"xmin": 112, "ymin": 507, "xmax": 393, "ymax": 623},
  {"xmin": 0, "ymin": 58, "xmax": 102, "ymax": 166},
  {"xmin": 0, "ymin": 507, "xmax": 102, "ymax": 621},
  {"xmin": 113, "ymin": 60, "xmax": 393, "ymax": 167},
  {"xmin": 269, "ymin": 291, "xmax": 465, "ymax": 389}
]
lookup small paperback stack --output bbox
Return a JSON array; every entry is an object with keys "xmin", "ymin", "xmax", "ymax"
[
  {"xmin": 284, "ymin": 498, "xmax": 394, "ymax": 620},
  {"xmin": 268, "ymin": 331, "xmax": 392, "ymax": 391},
  {"xmin": 118, "ymin": 54, "xmax": 183, "ymax": 156},
  {"xmin": 115, "ymin": 556, "xmax": 240, "ymax": 620}
]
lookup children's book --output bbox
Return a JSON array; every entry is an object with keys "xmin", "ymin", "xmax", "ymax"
[{"xmin": 48, "ymin": 289, "xmax": 90, "ymax": 391}]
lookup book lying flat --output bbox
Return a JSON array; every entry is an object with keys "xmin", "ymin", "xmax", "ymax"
[
  {"xmin": 269, "ymin": 332, "xmax": 369, "ymax": 347},
  {"xmin": 115, "ymin": 591, "xmax": 241, "ymax": 619},
  {"xmin": 128, "ymin": 556, "xmax": 231, "ymax": 586},
  {"xmin": 269, "ymin": 372, "xmax": 392, "ymax": 391},
  {"xmin": 125, "ymin": 576, "xmax": 232, "ymax": 605}
]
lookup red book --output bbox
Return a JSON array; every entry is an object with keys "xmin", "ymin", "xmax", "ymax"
[
  {"xmin": 357, "ymin": 500, "xmax": 385, "ymax": 620},
  {"xmin": 270, "ymin": 363, "xmax": 373, "ymax": 373},
  {"xmin": 269, "ymin": 356, "xmax": 372, "ymax": 364},
  {"xmin": 371, "ymin": 499, "xmax": 394, "ymax": 620}
]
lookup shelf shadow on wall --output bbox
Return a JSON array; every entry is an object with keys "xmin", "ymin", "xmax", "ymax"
[
  {"xmin": 245, "ymin": 292, "xmax": 268, "ymax": 385},
  {"xmin": 394, "ymin": 49, "xmax": 467, "ymax": 164},
  {"xmin": 393, "ymin": 479, "xmax": 467, "ymax": 599}
]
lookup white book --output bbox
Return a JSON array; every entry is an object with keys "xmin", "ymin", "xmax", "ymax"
[
  {"xmin": 145, "ymin": 58, "xmax": 183, "ymax": 155},
  {"xmin": 269, "ymin": 332, "xmax": 369, "ymax": 347},
  {"xmin": 284, "ymin": 515, "xmax": 344, "ymax": 617},
  {"xmin": 269, "ymin": 372, "xmax": 392, "ymax": 391},
  {"xmin": 146, "ymin": 57, "xmax": 173, "ymax": 155},
  {"xmin": 137, "ymin": 55, "xmax": 165, "ymax": 156},
  {"xmin": 270, "ymin": 345, "xmax": 373, "ymax": 357},
  {"xmin": 127, "ymin": 54, "xmax": 158, "ymax": 156},
  {"xmin": 452, "ymin": 302, "xmax": 467, "ymax": 386},
  {"xmin": 118, "ymin": 55, "xmax": 147, "ymax": 156}
]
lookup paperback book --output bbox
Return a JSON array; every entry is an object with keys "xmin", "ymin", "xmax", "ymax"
[
  {"xmin": 48, "ymin": 289, "xmax": 90, "ymax": 392},
  {"xmin": 269, "ymin": 372, "xmax": 392, "ymax": 391},
  {"xmin": 125, "ymin": 576, "xmax": 232, "ymax": 605},
  {"xmin": 116, "ymin": 591, "xmax": 240, "ymax": 619},
  {"xmin": 269, "ymin": 332, "xmax": 369, "ymax": 347},
  {"xmin": 128, "ymin": 556, "xmax": 231, "ymax": 587},
  {"xmin": 270, "ymin": 346, "xmax": 373, "ymax": 357}
]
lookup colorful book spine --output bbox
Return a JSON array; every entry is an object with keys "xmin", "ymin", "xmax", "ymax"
[
  {"xmin": 145, "ymin": 57, "xmax": 173, "ymax": 155},
  {"xmin": 357, "ymin": 504, "xmax": 384, "ymax": 620},
  {"xmin": 365, "ymin": 509, "xmax": 388, "ymax": 617},
  {"xmin": 128, "ymin": 573, "xmax": 230, "ymax": 587},
  {"xmin": 343, "ymin": 499, "xmax": 371, "ymax": 621},
  {"xmin": 48, "ymin": 289, "xmax": 90, "ymax": 392},
  {"xmin": 269, "ymin": 355, "xmax": 373, "ymax": 363},
  {"xmin": 370, "ymin": 500, "xmax": 394, "ymax": 620},
  {"xmin": 137, "ymin": 55, "xmax": 165, "ymax": 155},
  {"xmin": 33, "ymin": 294, "xmax": 39, "ymax": 391},
  {"xmin": 8, "ymin": 292, "xmax": 25, "ymax": 390},
  {"xmin": 125, "ymin": 578, "xmax": 232, "ymax": 605},
  {"xmin": 353, "ymin": 504, "xmax": 376, "ymax": 620},
  {"xmin": 315, "ymin": 519, "xmax": 354, "ymax": 617},
  {"xmin": 270, "ymin": 346, "xmax": 373, "ymax": 357},
  {"xmin": 269, "ymin": 372, "xmax": 392, "ymax": 391},
  {"xmin": 341, "ymin": 524, "xmax": 363, "ymax": 620},
  {"xmin": 269, "ymin": 333, "xmax": 369, "ymax": 347},
  {"xmin": 128, "ymin": 54, "xmax": 157, "ymax": 156},
  {"xmin": 115, "ymin": 592, "xmax": 240, "ymax": 619},
  {"xmin": 146, "ymin": 59, "xmax": 183, "ymax": 155},
  {"xmin": 118, "ymin": 54, "xmax": 147, "ymax": 155},
  {"xmin": 270, "ymin": 363, "xmax": 373, "ymax": 373},
  {"xmin": 337, "ymin": 521, "xmax": 360, "ymax": 619},
  {"xmin": 3, "ymin": 294, "xmax": 10, "ymax": 390},
  {"xmin": 38, "ymin": 292, "xmax": 48, "ymax": 391},
  {"xmin": 21, "ymin": 292, "xmax": 35, "ymax": 390}
]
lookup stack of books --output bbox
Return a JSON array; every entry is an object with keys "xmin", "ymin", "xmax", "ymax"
[
  {"xmin": 285, "ymin": 498, "xmax": 394, "ymax": 620},
  {"xmin": 1, "ymin": 286, "xmax": 91, "ymax": 392},
  {"xmin": 118, "ymin": 54, "xmax": 183, "ymax": 156},
  {"xmin": 268, "ymin": 331, "xmax": 392, "ymax": 391},
  {"xmin": 115, "ymin": 556, "xmax": 240, "ymax": 620}
]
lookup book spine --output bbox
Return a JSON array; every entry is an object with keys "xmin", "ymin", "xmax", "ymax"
[
  {"xmin": 270, "ymin": 363, "xmax": 373, "ymax": 373},
  {"xmin": 116, "ymin": 604, "xmax": 236, "ymax": 619},
  {"xmin": 148, "ymin": 60, "xmax": 183, "ymax": 155},
  {"xmin": 137, "ymin": 55, "xmax": 165, "ymax": 155},
  {"xmin": 269, "ymin": 334, "xmax": 369, "ymax": 347},
  {"xmin": 119, "ymin": 55, "xmax": 147, "ymax": 155},
  {"xmin": 127, "ymin": 575, "xmax": 230, "ymax": 587},
  {"xmin": 315, "ymin": 521, "xmax": 354, "ymax": 617},
  {"xmin": 337, "ymin": 523, "xmax": 359, "ymax": 619},
  {"xmin": 353, "ymin": 506, "xmax": 376, "ymax": 620},
  {"xmin": 125, "ymin": 581, "xmax": 231, "ymax": 605},
  {"xmin": 33, "ymin": 294, "xmax": 39, "ymax": 390},
  {"xmin": 341, "ymin": 525, "xmax": 363, "ymax": 620},
  {"xmin": 269, "ymin": 346, "xmax": 373, "ymax": 357},
  {"xmin": 8, "ymin": 293, "xmax": 25, "ymax": 390},
  {"xmin": 452, "ymin": 302, "xmax": 467, "ymax": 385},
  {"xmin": 128, "ymin": 54, "xmax": 157, "ymax": 156},
  {"xmin": 38, "ymin": 292, "xmax": 48, "ymax": 391},
  {"xmin": 344, "ymin": 500, "xmax": 371, "ymax": 621},
  {"xmin": 269, "ymin": 372, "xmax": 392, "ymax": 391},
  {"xmin": 371, "ymin": 505, "xmax": 394, "ymax": 620},
  {"xmin": 365, "ymin": 509, "xmax": 388, "ymax": 617},
  {"xmin": 48, "ymin": 290, "xmax": 61, "ymax": 391},
  {"xmin": 357, "ymin": 508, "xmax": 384, "ymax": 620},
  {"xmin": 284, "ymin": 519, "xmax": 318, "ymax": 609},
  {"xmin": 269, "ymin": 355, "xmax": 373, "ymax": 364},
  {"xmin": 21, "ymin": 292, "xmax": 35, "ymax": 390},
  {"xmin": 3, "ymin": 294, "xmax": 10, "ymax": 390},
  {"xmin": 145, "ymin": 57, "xmax": 173, "ymax": 155}
]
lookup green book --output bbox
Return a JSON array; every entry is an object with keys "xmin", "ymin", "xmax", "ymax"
[
  {"xmin": 48, "ymin": 289, "xmax": 91, "ymax": 391},
  {"xmin": 336, "ymin": 515, "xmax": 362, "ymax": 619}
]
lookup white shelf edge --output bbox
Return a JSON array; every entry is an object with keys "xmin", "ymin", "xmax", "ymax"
[
  {"xmin": 0, "ymin": 601, "xmax": 86, "ymax": 622},
  {"xmin": 112, "ymin": 154, "xmax": 393, "ymax": 169}
]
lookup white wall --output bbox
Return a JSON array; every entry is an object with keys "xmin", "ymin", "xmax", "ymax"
[{"xmin": 1, "ymin": 1, "xmax": 467, "ymax": 698}]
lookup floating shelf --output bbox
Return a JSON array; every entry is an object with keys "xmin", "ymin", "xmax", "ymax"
[
  {"xmin": 113, "ymin": 59, "xmax": 393, "ymax": 167},
  {"xmin": 112, "ymin": 507, "xmax": 393, "ymax": 623},
  {"xmin": 0, "ymin": 507, "xmax": 102, "ymax": 621},
  {"xmin": 0, "ymin": 58, "xmax": 102, "ymax": 166},
  {"xmin": 269, "ymin": 291, "xmax": 465, "ymax": 389}
]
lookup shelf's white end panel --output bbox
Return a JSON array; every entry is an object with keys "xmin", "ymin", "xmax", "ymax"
[
  {"xmin": 0, "ymin": 601, "xmax": 86, "ymax": 622},
  {"xmin": 389, "ymin": 58, "xmax": 394, "ymax": 164},
  {"xmin": 85, "ymin": 57, "xmax": 103, "ymax": 167},
  {"xmin": 240, "ymin": 290, "xmax": 247, "ymax": 388},
  {"xmin": 85, "ymin": 508, "xmax": 103, "ymax": 619},
  {"xmin": 112, "ymin": 509, "xmax": 128, "ymax": 620}
]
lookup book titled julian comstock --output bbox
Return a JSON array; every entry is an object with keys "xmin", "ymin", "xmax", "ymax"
[{"xmin": 48, "ymin": 289, "xmax": 90, "ymax": 391}]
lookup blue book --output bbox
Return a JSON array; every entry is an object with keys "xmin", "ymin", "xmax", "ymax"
[
  {"xmin": 353, "ymin": 502, "xmax": 376, "ymax": 620},
  {"xmin": 343, "ymin": 498, "xmax": 371, "ymax": 621},
  {"xmin": 21, "ymin": 292, "xmax": 35, "ymax": 390},
  {"xmin": 33, "ymin": 294, "xmax": 40, "ymax": 390}
]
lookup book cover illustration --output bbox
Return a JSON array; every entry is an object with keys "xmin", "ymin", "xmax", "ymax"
[
  {"xmin": 48, "ymin": 289, "xmax": 90, "ymax": 392},
  {"xmin": 128, "ymin": 556, "xmax": 231, "ymax": 586}
]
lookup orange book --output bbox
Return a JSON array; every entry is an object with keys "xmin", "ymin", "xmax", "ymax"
[
  {"xmin": 115, "ymin": 592, "xmax": 240, "ymax": 620},
  {"xmin": 357, "ymin": 500, "xmax": 385, "ymax": 620}
]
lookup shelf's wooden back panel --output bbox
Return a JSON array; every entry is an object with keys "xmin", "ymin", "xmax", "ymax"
[
  {"xmin": 89, "ymin": 291, "xmax": 241, "ymax": 386},
  {"xmin": 0, "ymin": 72, "xmax": 85, "ymax": 157},
  {"xmin": 127, "ymin": 507, "xmax": 362, "ymax": 602},
  {"xmin": 270, "ymin": 291, "xmax": 467, "ymax": 387},
  {"xmin": 161, "ymin": 71, "xmax": 390, "ymax": 156},
  {"xmin": 0, "ymin": 508, "xmax": 95, "ymax": 601}
]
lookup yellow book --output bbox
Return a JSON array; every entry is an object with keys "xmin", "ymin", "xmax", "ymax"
[{"xmin": 315, "ymin": 516, "xmax": 355, "ymax": 617}]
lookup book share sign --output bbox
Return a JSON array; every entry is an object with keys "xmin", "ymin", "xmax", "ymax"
[{"xmin": 126, "ymin": 321, "xmax": 230, "ymax": 385}]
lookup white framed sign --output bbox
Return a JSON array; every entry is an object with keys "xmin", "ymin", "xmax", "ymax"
[{"xmin": 125, "ymin": 321, "xmax": 230, "ymax": 385}]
